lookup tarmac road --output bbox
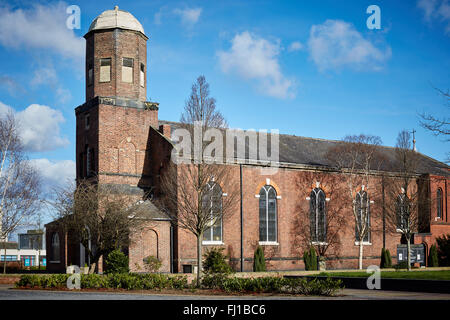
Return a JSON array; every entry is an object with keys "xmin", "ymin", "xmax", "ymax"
[{"xmin": 0, "ymin": 285, "xmax": 449, "ymax": 300}]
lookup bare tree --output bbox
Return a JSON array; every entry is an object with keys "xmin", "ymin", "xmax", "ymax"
[
  {"xmin": 28, "ymin": 210, "xmax": 45, "ymax": 270},
  {"xmin": 419, "ymin": 87, "xmax": 449, "ymax": 162},
  {"xmin": 384, "ymin": 130, "xmax": 425, "ymax": 271},
  {"xmin": 50, "ymin": 179, "xmax": 148, "ymax": 273},
  {"xmin": 0, "ymin": 112, "xmax": 41, "ymax": 273},
  {"xmin": 291, "ymin": 171, "xmax": 347, "ymax": 269},
  {"xmin": 159, "ymin": 75, "xmax": 238, "ymax": 286},
  {"xmin": 326, "ymin": 134, "xmax": 383, "ymax": 269}
]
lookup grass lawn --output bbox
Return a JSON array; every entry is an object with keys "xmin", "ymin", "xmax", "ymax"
[{"xmin": 318, "ymin": 270, "xmax": 450, "ymax": 280}]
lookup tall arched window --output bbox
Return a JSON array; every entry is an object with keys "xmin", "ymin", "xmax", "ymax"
[
  {"xmin": 51, "ymin": 233, "xmax": 60, "ymax": 262},
  {"xmin": 310, "ymin": 188, "xmax": 326, "ymax": 243},
  {"xmin": 259, "ymin": 185, "xmax": 277, "ymax": 243},
  {"xmin": 396, "ymin": 193, "xmax": 410, "ymax": 230},
  {"xmin": 355, "ymin": 191, "xmax": 370, "ymax": 243},
  {"xmin": 202, "ymin": 181, "xmax": 223, "ymax": 243},
  {"xmin": 437, "ymin": 188, "xmax": 443, "ymax": 219}
]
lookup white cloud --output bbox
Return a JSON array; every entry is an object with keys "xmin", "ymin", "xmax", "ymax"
[
  {"xmin": 30, "ymin": 66, "xmax": 57, "ymax": 87},
  {"xmin": 29, "ymin": 158, "xmax": 76, "ymax": 190},
  {"xmin": 218, "ymin": 31, "xmax": 296, "ymax": 99},
  {"xmin": 0, "ymin": 101, "xmax": 13, "ymax": 115},
  {"xmin": 0, "ymin": 102, "xmax": 69, "ymax": 152},
  {"xmin": 173, "ymin": 7, "xmax": 202, "ymax": 25},
  {"xmin": 288, "ymin": 41, "xmax": 303, "ymax": 52},
  {"xmin": 30, "ymin": 65, "xmax": 72, "ymax": 103},
  {"xmin": 55, "ymin": 87, "xmax": 72, "ymax": 104},
  {"xmin": 418, "ymin": 0, "xmax": 450, "ymax": 34},
  {"xmin": 418, "ymin": 0, "xmax": 438, "ymax": 20},
  {"xmin": 0, "ymin": 2, "xmax": 84, "ymax": 61},
  {"xmin": 154, "ymin": 10, "xmax": 163, "ymax": 25},
  {"xmin": 307, "ymin": 20, "xmax": 392, "ymax": 72},
  {"xmin": 0, "ymin": 75, "xmax": 26, "ymax": 96},
  {"xmin": 439, "ymin": 0, "xmax": 450, "ymax": 20}
]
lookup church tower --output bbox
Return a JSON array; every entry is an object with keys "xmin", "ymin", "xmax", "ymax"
[
  {"xmin": 75, "ymin": 6, "xmax": 160, "ymax": 195},
  {"xmin": 84, "ymin": 6, "xmax": 148, "ymax": 101}
]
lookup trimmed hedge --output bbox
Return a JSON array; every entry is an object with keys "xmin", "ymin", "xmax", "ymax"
[
  {"xmin": 105, "ymin": 250, "xmax": 129, "ymax": 274},
  {"xmin": 15, "ymin": 273, "xmax": 343, "ymax": 296},
  {"xmin": 393, "ymin": 261, "xmax": 409, "ymax": 270},
  {"xmin": 201, "ymin": 273, "xmax": 343, "ymax": 296},
  {"xmin": 16, "ymin": 273, "xmax": 188, "ymax": 291}
]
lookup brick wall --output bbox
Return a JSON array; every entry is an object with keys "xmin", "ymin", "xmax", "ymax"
[
  {"xmin": 76, "ymin": 103, "xmax": 99, "ymax": 180},
  {"xmin": 75, "ymin": 100, "xmax": 158, "ymax": 188},
  {"xmin": 129, "ymin": 220, "xmax": 172, "ymax": 273},
  {"xmin": 96, "ymin": 103, "xmax": 157, "ymax": 189},
  {"xmin": 174, "ymin": 164, "xmax": 411, "ymax": 272},
  {"xmin": 430, "ymin": 175, "xmax": 449, "ymax": 225},
  {"xmin": 85, "ymin": 29, "xmax": 147, "ymax": 101},
  {"xmin": 417, "ymin": 175, "xmax": 450, "ymax": 263}
]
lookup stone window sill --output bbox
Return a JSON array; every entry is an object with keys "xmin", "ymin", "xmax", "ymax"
[
  {"xmin": 354, "ymin": 242, "xmax": 372, "ymax": 246},
  {"xmin": 259, "ymin": 241, "xmax": 279, "ymax": 246},
  {"xmin": 202, "ymin": 241, "xmax": 224, "ymax": 246},
  {"xmin": 311, "ymin": 241, "xmax": 328, "ymax": 246}
]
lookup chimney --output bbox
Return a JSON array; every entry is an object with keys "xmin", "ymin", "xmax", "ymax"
[{"xmin": 159, "ymin": 124, "xmax": 171, "ymax": 139}]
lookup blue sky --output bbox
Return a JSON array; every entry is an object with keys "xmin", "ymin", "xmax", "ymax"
[{"xmin": 0, "ymin": 0, "xmax": 449, "ymax": 223}]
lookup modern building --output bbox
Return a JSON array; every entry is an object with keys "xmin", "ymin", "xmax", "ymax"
[
  {"xmin": 45, "ymin": 7, "xmax": 449, "ymax": 274},
  {"xmin": 0, "ymin": 242, "xmax": 20, "ymax": 264},
  {"xmin": 1, "ymin": 230, "xmax": 46, "ymax": 267}
]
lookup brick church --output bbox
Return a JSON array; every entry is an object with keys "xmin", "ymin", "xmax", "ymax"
[{"xmin": 46, "ymin": 7, "xmax": 450, "ymax": 274}]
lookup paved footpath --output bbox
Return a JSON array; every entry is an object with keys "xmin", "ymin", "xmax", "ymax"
[{"xmin": 0, "ymin": 285, "xmax": 449, "ymax": 300}]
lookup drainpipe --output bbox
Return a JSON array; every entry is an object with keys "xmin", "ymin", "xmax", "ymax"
[
  {"xmin": 442, "ymin": 179, "xmax": 448, "ymax": 222},
  {"xmin": 382, "ymin": 175, "xmax": 386, "ymax": 249},
  {"xmin": 170, "ymin": 223, "xmax": 173, "ymax": 273},
  {"xmin": 240, "ymin": 164, "xmax": 244, "ymax": 272}
]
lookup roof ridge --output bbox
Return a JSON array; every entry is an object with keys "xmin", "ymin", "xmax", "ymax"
[{"xmin": 157, "ymin": 119, "xmax": 450, "ymax": 172}]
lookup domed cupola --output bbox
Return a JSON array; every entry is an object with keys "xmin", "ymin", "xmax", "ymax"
[
  {"xmin": 86, "ymin": 6, "xmax": 146, "ymax": 37},
  {"xmin": 84, "ymin": 6, "xmax": 148, "ymax": 102}
]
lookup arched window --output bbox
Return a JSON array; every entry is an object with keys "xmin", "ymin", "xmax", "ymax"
[
  {"xmin": 140, "ymin": 63, "xmax": 145, "ymax": 87},
  {"xmin": 355, "ymin": 191, "xmax": 370, "ymax": 243},
  {"xmin": 202, "ymin": 181, "xmax": 223, "ymax": 243},
  {"xmin": 259, "ymin": 185, "xmax": 277, "ymax": 242},
  {"xmin": 84, "ymin": 145, "xmax": 95, "ymax": 177},
  {"xmin": 51, "ymin": 233, "xmax": 60, "ymax": 262},
  {"xmin": 86, "ymin": 146, "xmax": 91, "ymax": 176},
  {"xmin": 310, "ymin": 188, "xmax": 326, "ymax": 243},
  {"xmin": 437, "ymin": 188, "xmax": 443, "ymax": 219},
  {"xmin": 396, "ymin": 193, "xmax": 410, "ymax": 230}
]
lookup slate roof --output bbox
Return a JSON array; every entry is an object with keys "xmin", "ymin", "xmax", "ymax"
[
  {"xmin": 158, "ymin": 120, "xmax": 449, "ymax": 177},
  {"xmin": 131, "ymin": 200, "xmax": 171, "ymax": 221}
]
